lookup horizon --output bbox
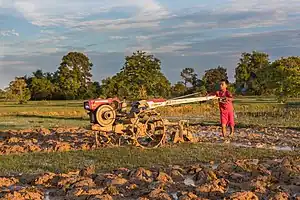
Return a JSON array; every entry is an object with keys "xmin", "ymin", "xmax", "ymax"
[{"xmin": 1, "ymin": 0, "xmax": 300, "ymax": 89}]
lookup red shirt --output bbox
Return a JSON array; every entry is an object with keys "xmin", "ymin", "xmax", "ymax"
[{"xmin": 215, "ymin": 90, "xmax": 234, "ymax": 112}]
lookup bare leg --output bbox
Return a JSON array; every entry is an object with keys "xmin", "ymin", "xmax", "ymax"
[
  {"xmin": 221, "ymin": 125, "xmax": 227, "ymax": 137},
  {"xmin": 228, "ymin": 111, "xmax": 235, "ymax": 137},
  {"xmin": 230, "ymin": 125, "xmax": 234, "ymax": 137}
]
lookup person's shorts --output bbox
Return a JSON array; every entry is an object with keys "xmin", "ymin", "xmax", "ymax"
[{"xmin": 220, "ymin": 110, "xmax": 235, "ymax": 126}]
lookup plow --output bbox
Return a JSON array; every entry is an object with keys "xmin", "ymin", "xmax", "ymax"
[{"xmin": 83, "ymin": 94, "xmax": 217, "ymax": 148}]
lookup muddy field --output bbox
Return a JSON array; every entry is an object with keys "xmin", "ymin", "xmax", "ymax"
[
  {"xmin": 0, "ymin": 126, "xmax": 299, "ymax": 155},
  {"xmin": 0, "ymin": 125, "xmax": 300, "ymax": 199},
  {"xmin": 0, "ymin": 157, "xmax": 299, "ymax": 199}
]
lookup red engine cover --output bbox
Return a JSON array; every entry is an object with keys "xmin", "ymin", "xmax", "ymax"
[{"xmin": 84, "ymin": 97, "xmax": 121, "ymax": 111}]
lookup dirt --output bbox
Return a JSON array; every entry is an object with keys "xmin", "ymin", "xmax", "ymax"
[
  {"xmin": 0, "ymin": 126, "xmax": 299, "ymax": 155},
  {"xmin": 0, "ymin": 157, "xmax": 299, "ymax": 200}
]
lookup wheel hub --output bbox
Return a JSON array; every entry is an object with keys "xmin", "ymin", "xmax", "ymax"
[{"xmin": 95, "ymin": 105, "xmax": 116, "ymax": 127}]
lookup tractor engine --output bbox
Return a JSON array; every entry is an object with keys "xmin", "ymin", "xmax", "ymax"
[{"xmin": 83, "ymin": 97, "xmax": 122, "ymax": 127}]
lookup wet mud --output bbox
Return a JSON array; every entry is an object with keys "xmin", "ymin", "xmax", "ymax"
[
  {"xmin": 0, "ymin": 157, "xmax": 299, "ymax": 199},
  {"xmin": 0, "ymin": 126, "xmax": 299, "ymax": 155}
]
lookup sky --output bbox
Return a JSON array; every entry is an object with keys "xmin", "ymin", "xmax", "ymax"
[{"xmin": 1, "ymin": 0, "xmax": 300, "ymax": 89}]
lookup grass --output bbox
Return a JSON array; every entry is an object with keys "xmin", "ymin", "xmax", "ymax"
[
  {"xmin": 0, "ymin": 96, "xmax": 299, "ymax": 175},
  {"xmin": 0, "ymin": 96, "xmax": 299, "ymax": 130},
  {"xmin": 0, "ymin": 143, "xmax": 299, "ymax": 175}
]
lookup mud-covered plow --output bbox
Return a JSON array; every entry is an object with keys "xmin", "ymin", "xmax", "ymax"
[{"xmin": 83, "ymin": 94, "xmax": 217, "ymax": 148}]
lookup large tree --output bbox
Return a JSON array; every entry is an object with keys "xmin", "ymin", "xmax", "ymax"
[
  {"xmin": 235, "ymin": 51, "xmax": 270, "ymax": 95},
  {"xmin": 30, "ymin": 77, "xmax": 53, "ymax": 100},
  {"xmin": 81, "ymin": 81, "xmax": 102, "ymax": 99},
  {"xmin": 25, "ymin": 69, "xmax": 54, "ymax": 100},
  {"xmin": 101, "ymin": 51, "xmax": 171, "ymax": 100},
  {"xmin": 267, "ymin": 56, "xmax": 300, "ymax": 101},
  {"xmin": 6, "ymin": 77, "xmax": 31, "ymax": 104},
  {"xmin": 56, "ymin": 52, "xmax": 93, "ymax": 99},
  {"xmin": 203, "ymin": 66, "xmax": 228, "ymax": 92},
  {"xmin": 180, "ymin": 68, "xmax": 197, "ymax": 88}
]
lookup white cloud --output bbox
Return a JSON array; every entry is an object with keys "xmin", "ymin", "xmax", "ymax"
[
  {"xmin": 173, "ymin": 21, "xmax": 217, "ymax": 29},
  {"xmin": 75, "ymin": 20, "xmax": 161, "ymax": 31},
  {"xmin": 3, "ymin": 0, "xmax": 167, "ymax": 28},
  {"xmin": 125, "ymin": 41, "xmax": 191, "ymax": 54},
  {"xmin": 40, "ymin": 29, "xmax": 56, "ymax": 35},
  {"xmin": 1, "ymin": 35, "xmax": 66, "ymax": 56},
  {"xmin": 226, "ymin": 0, "xmax": 300, "ymax": 13},
  {"xmin": 135, "ymin": 35, "xmax": 150, "ymax": 40},
  {"xmin": 0, "ymin": 61, "xmax": 26, "ymax": 66},
  {"xmin": 153, "ymin": 44, "xmax": 190, "ymax": 53},
  {"xmin": 33, "ymin": 36, "xmax": 68, "ymax": 45},
  {"xmin": 0, "ymin": 29, "xmax": 19, "ymax": 37},
  {"xmin": 109, "ymin": 36, "xmax": 128, "ymax": 40}
]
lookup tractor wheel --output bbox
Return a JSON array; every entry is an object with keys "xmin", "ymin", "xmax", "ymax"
[
  {"xmin": 95, "ymin": 105, "xmax": 116, "ymax": 127},
  {"xmin": 132, "ymin": 110, "xmax": 166, "ymax": 149}
]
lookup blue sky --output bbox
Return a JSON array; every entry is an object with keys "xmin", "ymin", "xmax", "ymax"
[{"xmin": 1, "ymin": 0, "xmax": 300, "ymax": 89}]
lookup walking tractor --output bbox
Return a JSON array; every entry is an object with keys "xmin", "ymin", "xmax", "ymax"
[{"xmin": 83, "ymin": 94, "xmax": 217, "ymax": 148}]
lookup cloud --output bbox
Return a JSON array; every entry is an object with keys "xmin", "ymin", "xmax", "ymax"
[
  {"xmin": 225, "ymin": 0, "xmax": 300, "ymax": 13},
  {"xmin": 151, "ymin": 42, "xmax": 192, "ymax": 53},
  {"xmin": 0, "ymin": 59, "xmax": 39, "ymax": 89},
  {"xmin": 0, "ymin": 60, "xmax": 26, "ymax": 67},
  {"xmin": 3, "ymin": 0, "xmax": 167, "ymax": 28},
  {"xmin": 109, "ymin": 36, "xmax": 128, "ymax": 40},
  {"xmin": 1, "ymin": 0, "xmax": 300, "ymax": 89},
  {"xmin": 0, "ymin": 29, "xmax": 19, "ymax": 37},
  {"xmin": 1, "ymin": 26, "xmax": 300, "ymax": 89},
  {"xmin": 75, "ymin": 20, "xmax": 161, "ymax": 31},
  {"xmin": 1, "ymin": 33, "xmax": 69, "ymax": 56}
]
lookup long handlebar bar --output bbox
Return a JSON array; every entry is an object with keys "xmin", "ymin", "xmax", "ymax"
[{"xmin": 147, "ymin": 95, "xmax": 218, "ymax": 109}]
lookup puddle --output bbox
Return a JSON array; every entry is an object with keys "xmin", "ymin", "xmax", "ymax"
[
  {"xmin": 183, "ymin": 175, "xmax": 195, "ymax": 186},
  {"xmin": 293, "ymin": 193, "xmax": 300, "ymax": 198},
  {"xmin": 1, "ymin": 185, "xmax": 26, "ymax": 192},
  {"xmin": 44, "ymin": 189, "xmax": 57, "ymax": 200},
  {"xmin": 271, "ymin": 146, "xmax": 294, "ymax": 151},
  {"xmin": 202, "ymin": 163, "xmax": 219, "ymax": 170},
  {"xmin": 170, "ymin": 192, "xmax": 178, "ymax": 200},
  {"xmin": 196, "ymin": 131, "xmax": 220, "ymax": 138},
  {"xmin": 227, "ymin": 187, "xmax": 238, "ymax": 194},
  {"xmin": 230, "ymin": 142, "xmax": 253, "ymax": 148},
  {"xmin": 44, "ymin": 190, "xmax": 50, "ymax": 200},
  {"xmin": 230, "ymin": 142, "xmax": 296, "ymax": 151}
]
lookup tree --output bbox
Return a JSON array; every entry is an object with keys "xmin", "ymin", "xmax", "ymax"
[
  {"xmin": 6, "ymin": 77, "xmax": 31, "ymax": 104},
  {"xmin": 30, "ymin": 77, "xmax": 53, "ymax": 100},
  {"xmin": 203, "ymin": 66, "xmax": 228, "ymax": 92},
  {"xmin": 100, "ymin": 73, "xmax": 128, "ymax": 98},
  {"xmin": 180, "ymin": 68, "xmax": 197, "ymax": 88},
  {"xmin": 171, "ymin": 81, "xmax": 186, "ymax": 97},
  {"xmin": 79, "ymin": 81, "xmax": 102, "ymax": 99},
  {"xmin": 25, "ymin": 69, "xmax": 55, "ymax": 100},
  {"xmin": 32, "ymin": 69, "xmax": 44, "ymax": 79},
  {"xmin": 0, "ymin": 89, "xmax": 5, "ymax": 99},
  {"xmin": 267, "ymin": 56, "xmax": 300, "ymax": 101},
  {"xmin": 235, "ymin": 51, "xmax": 270, "ymax": 95},
  {"xmin": 101, "ymin": 51, "xmax": 171, "ymax": 100},
  {"xmin": 56, "ymin": 52, "xmax": 93, "ymax": 99}
]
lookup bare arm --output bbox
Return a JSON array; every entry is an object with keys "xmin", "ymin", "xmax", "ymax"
[
  {"xmin": 207, "ymin": 91, "xmax": 217, "ymax": 96},
  {"xmin": 225, "ymin": 91, "xmax": 233, "ymax": 102}
]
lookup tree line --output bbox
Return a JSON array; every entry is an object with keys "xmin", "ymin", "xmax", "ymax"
[{"xmin": 0, "ymin": 50, "xmax": 299, "ymax": 103}]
